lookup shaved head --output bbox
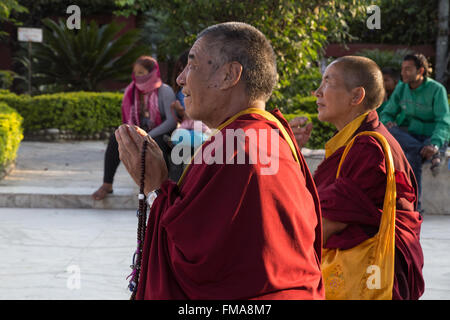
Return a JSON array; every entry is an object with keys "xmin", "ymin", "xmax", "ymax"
[{"xmin": 332, "ymin": 56, "xmax": 385, "ymax": 110}]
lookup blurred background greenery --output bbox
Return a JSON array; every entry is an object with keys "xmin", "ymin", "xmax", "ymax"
[{"xmin": 0, "ymin": 0, "xmax": 447, "ymax": 149}]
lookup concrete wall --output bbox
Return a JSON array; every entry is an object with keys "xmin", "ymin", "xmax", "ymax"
[{"xmin": 302, "ymin": 149, "xmax": 450, "ymax": 215}]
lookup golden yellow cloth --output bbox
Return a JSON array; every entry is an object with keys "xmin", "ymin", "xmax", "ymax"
[
  {"xmin": 324, "ymin": 112, "xmax": 369, "ymax": 159},
  {"xmin": 321, "ymin": 131, "xmax": 396, "ymax": 300}
]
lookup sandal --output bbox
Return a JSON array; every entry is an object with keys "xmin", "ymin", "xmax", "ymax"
[
  {"xmin": 92, "ymin": 185, "xmax": 113, "ymax": 200},
  {"xmin": 430, "ymin": 153, "xmax": 442, "ymax": 177}
]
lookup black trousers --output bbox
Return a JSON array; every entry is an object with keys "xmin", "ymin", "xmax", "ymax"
[{"xmin": 103, "ymin": 132, "xmax": 172, "ymax": 184}]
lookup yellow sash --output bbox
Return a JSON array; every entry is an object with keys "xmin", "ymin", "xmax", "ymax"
[
  {"xmin": 321, "ymin": 131, "xmax": 396, "ymax": 300},
  {"xmin": 177, "ymin": 108, "xmax": 300, "ymax": 186}
]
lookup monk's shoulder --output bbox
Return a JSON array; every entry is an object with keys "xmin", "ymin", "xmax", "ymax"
[{"xmin": 344, "ymin": 134, "xmax": 386, "ymax": 167}]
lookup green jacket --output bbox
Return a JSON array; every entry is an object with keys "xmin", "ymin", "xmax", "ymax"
[
  {"xmin": 380, "ymin": 78, "xmax": 450, "ymax": 148},
  {"xmin": 377, "ymin": 99, "xmax": 388, "ymax": 117}
]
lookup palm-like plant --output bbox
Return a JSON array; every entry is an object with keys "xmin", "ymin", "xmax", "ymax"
[{"xmin": 32, "ymin": 18, "xmax": 148, "ymax": 91}]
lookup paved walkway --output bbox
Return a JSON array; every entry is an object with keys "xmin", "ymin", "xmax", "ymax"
[
  {"xmin": 0, "ymin": 207, "xmax": 448, "ymax": 299},
  {"xmin": 0, "ymin": 141, "xmax": 138, "ymax": 209},
  {"xmin": 0, "ymin": 141, "xmax": 449, "ymax": 299}
]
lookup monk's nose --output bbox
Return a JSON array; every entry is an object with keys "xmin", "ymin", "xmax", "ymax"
[{"xmin": 176, "ymin": 68, "xmax": 187, "ymax": 87}]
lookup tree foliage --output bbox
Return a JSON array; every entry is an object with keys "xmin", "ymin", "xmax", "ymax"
[
  {"xmin": 348, "ymin": 0, "xmax": 438, "ymax": 46},
  {"xmin": 0, "ymin": 0, "xmax": 27, "ymax": 22},
  {"xmin": 0, "ymin": 0, "xmax": 28, "ymax": 38},
  {"xmin": 115, "ymin": 0, "xmax": 371, "ymax": 112}
]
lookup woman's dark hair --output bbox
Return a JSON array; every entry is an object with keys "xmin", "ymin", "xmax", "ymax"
[
  {"xmin": 403, "ymin": 53, "xmax": 432, "ymax": 78},
  {"xmin": 133, "ymin": 56, "xmax": 157, "ymax": 73},
  {"xmin": 381, "ymin": 67, "xmax": 400, "ymax": 83},
  {"xmin": 172, "ymin": 49, "xmax": 189, "ymax": 93}
]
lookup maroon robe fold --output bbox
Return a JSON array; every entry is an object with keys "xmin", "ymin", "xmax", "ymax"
[
  {"xmin": 136, "ymin": 109, "xmax": 324, "ymax": 299},
  {"xmin": 314, "ymin": 110, "xmax": 425, "ymax": 300}
]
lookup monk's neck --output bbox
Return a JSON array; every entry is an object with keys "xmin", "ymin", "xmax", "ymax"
[{"xmin": 209, "ymin": 100, "xmax": 266, "ymax": 129}]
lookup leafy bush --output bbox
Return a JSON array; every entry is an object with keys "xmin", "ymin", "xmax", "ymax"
[
  {"xmin": 283, "ymin": 111, "xmax": 335, "ymax": 149},
  {"xmin": 348, "ymin": 0, "xmax": 437, "ymax": 46},
  {"xmin": 0, "ymin": 91, "xmax": 123, "ymax": 134},
  {"xmin": 269, "ymin": 68, "xmax": 322, "ymax": 113},
  {"xmin": 0, "ymin": 70, "xmax": 17, "ymax": 90},
  {"xmin": 0, "ymin": 102, "xmax": 23, "ymax": 174}
]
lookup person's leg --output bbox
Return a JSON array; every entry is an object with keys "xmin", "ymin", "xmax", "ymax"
[
  {"xmin": 92, "ymin": 133, "xmax": 120, "ymax": 200},
  {"xmin": 389, "ymin": 126, "xmax": 424, "ymax": 156},
  {"xmin": 388, "ymin": 127, "xmax": 426, "ymax": 210},
  {"xmin": 103, "ymin": 133, "xmax": 121, "ymax": 184}
]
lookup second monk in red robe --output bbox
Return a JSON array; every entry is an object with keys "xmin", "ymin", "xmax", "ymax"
[{"xmin": 290, "ymin": 56, "xmax": 425, "ymax": 300}]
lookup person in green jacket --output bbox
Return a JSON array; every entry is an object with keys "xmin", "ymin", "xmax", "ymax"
[{"xmin": 380, "ymin": 53, "xmax": 450, "ymax": 212}]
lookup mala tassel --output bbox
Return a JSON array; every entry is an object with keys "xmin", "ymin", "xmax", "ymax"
[{"xmin": 128, "ymin": 140, "xmax": 149, "ymax": 300}]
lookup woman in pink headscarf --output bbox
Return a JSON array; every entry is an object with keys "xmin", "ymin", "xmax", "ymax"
[{"xmin": 93, "ymin": 56, "xmax": 176, "ymax": 200}]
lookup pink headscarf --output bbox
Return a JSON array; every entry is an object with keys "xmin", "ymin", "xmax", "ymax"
[{"xmin": 122, "ymin": 61, "xmax": 163, "ymax": 129}]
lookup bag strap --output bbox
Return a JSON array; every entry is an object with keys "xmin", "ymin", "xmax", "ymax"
[
  {"xmin": 336, "ymin": 131, "xmax": 396, "ymax": 243},
  {"xmin": 177, "ymin": 107, "xmax": 300, "ymax": 186}
]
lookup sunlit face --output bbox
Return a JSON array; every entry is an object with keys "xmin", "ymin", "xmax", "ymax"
[
  {"xmin": 401, "ymin": 60, "xmax": 422, "ymax": 84},
  {"xmin": 176, "ymin": 37, "xmax": 223, "ymax": 124},
  {"xmin": 314, "ymin": 63, "xmax": 354, "ymax": 130},
  {"xmin": 133, "ymin": 63, "xmax": 149, "ymax": 77}
]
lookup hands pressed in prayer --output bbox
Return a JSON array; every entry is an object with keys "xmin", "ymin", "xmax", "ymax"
[
  {"xmin": 289, "ymin": 117, "xmax": 313, "ymax": 149},
  {"xmin": 115, "ymin": 125, "xmax": 168, "ymax": 194}
]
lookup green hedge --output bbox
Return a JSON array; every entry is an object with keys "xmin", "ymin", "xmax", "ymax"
[
  {"xmin": 0, "ymin": 91, "xmax": 123, "ymax": 135},
  {"xmin": 0, "ymin": 102, "xmax": 24, "ymax": 173},
  {"xmin": 277, "ymin": 94, "xmax": 336, "ymax": 149},
  {"xmin": 289, "ymin": 95, "xmax": 318, "ymax": 114},
  {"xmin": 283, "ymin": 111, "xmax": 336, "ymax": 150}
]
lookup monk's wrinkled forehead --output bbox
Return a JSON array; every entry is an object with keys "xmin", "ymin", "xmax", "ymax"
[
  {"xmin": 322, "ymin": 62, "xmax": 346, "ymax": 84},
  {"xmin": 189, "ymin": 37, "xmax": 215, "ymax": 64}
]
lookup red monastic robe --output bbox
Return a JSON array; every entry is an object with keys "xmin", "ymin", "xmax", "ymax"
[
  {"xmin": 136, "ymin": 109, "xmax": 325, "ymax": 299},
  {"xmin": 314, "ymin": 110, "xmax": 425, "ymax": 300}
]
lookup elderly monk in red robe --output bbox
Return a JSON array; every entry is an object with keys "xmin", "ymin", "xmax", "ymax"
[
  {"xmin": 290, "ymin": 56, "xmax": 424, "ymax": 300},
  {"xmin": 115, "ymin": 22, "xmax": 324, "ymax": 300}
]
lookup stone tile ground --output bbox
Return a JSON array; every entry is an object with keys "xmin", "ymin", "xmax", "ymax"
[{"xmin": 0, "ymin": 208, "xmax": 448, "ymax": 300}]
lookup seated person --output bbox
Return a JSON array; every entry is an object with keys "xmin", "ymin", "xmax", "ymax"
[
  {"xmin": 290, "ymin": 56, "xmax": 424, "ymax": 299},
  {"xmin": 170, "ymin": 99, "xmax": 210, "ymax": 149},
  {"xmin": 377, "ymin": 67, "xmax": 400, "ymax": 115},
  {"xmin": 380, "ymin": 53, "xmax": 450, "ymax": 211},
  {"xmin": 92, "ymin": 56, "xmax": 176, "ymax": 200}
]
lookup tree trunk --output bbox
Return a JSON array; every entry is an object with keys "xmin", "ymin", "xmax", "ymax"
[{"xmin": 436, "ymin": 0, "xmax": 449, "ymax": 85}]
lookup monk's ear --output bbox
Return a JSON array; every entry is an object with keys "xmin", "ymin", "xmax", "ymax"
[
  {"xmin": 219, "ymin": 61, "xmax": 243, "ymax": 90},
  {"xmin": 351, "ymin": 87, "xmax": 365, "ymax": 106}
]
